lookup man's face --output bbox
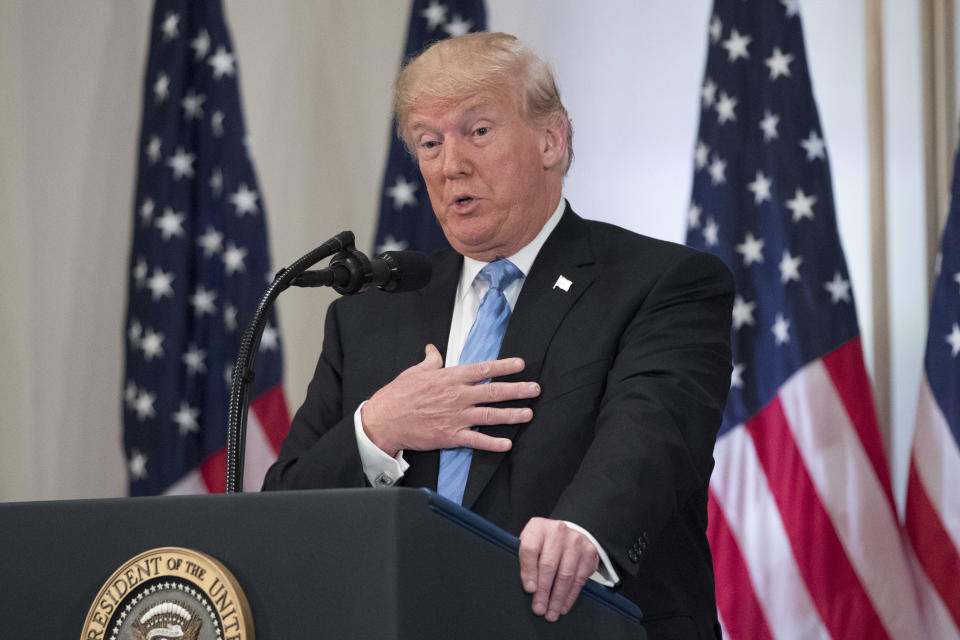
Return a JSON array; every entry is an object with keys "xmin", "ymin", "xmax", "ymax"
[{"xmin": 405, "ymin": 88, "xmax": 561, "ymax": 261}]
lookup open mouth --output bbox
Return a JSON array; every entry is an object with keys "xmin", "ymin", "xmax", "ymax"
[{"xmin": 455, "ymin": 196, "xmax": 474, "ymax": 206}]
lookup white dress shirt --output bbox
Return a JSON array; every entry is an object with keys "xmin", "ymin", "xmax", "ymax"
[{"xmin": 353, "ymin": 197, "xmax": 619, "ymax": 586}]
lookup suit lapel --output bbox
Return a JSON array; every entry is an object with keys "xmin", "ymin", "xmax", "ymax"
[
  {"xmin": 462, "ymin": 206, "xmax": 598, "ymax": 509},
  {"xmin": 398, "ymin": 250, "xmax": 461, "ymax": 490}
]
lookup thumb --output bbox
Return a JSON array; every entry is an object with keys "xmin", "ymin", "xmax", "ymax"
[{"xmin": 421, "ymin": 343, "xmax": 444, "ymax": 369}]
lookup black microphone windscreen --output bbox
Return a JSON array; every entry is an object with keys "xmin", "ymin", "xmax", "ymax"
[{"xmin": 375, "ymin": 251, "xmax": 432, "ymax": 292}]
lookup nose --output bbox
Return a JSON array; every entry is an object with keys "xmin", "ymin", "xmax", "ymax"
[{"xmin": 441, "ymin": 138, "xmax": 472, "ymax": 179}]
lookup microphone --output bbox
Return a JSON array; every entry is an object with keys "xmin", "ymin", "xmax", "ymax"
[{"xmin": 290, "ymin": 249, "xmax": 431, "ymax": 294}]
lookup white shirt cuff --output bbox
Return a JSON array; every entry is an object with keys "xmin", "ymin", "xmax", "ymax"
[
  {"xmin": 354, "ymin": 401, "xmax": 409, "ymax": 487},
  {"xmin": 562, "ymin": 521, "xmax": 621, "ymax": 587}
]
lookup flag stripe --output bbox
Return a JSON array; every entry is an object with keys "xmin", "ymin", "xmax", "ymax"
[
  {"xmin": 708, "ymin": 490, "xmax": 775, "ymax": 640},
  {"xmin": 912, "ymin": 375, "xmax": 960, "ymax": 550},
  {"xmin": 821, "ymin": 337, "xmax": 895, "ymax": 509},
  {"xmin": 906, "ymin": 460, "xmax": 960, "ymax": 632},
  {"xmin": 711, "ymin": 425, "xmax": 828, "ymax": 639},
  {"xmin": 745, "ymin": 394, "xmax": 889, "ymax": 639},
  {"xmin": 251, "ymin": 384, "xmax": 290, "ymax": 451}
]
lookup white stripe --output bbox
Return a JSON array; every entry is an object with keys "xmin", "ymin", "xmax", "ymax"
[
  {"xmin": 912, "ymin": 374, "xmax": 960, "ymax": 552},
  {"xmin": 712, "ymin": 427, "xmax": 829, "ymax": 639},
  {"xmin": 779, "ymin": 361, "xmax": 926, "ymax": 637},
  {"xmin": 163, "ymin": 468, "xmax": 207, "ymax": 495},
  {"xmin": 243, "ymin": 409, "xmax": 278, "ymax": 491},
  {"xmin": 904, "ymin": 518, "xmax": 960, "ymax": 640}
]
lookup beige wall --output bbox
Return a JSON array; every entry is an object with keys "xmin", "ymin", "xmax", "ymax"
[{"xmin": 0, "ymin": 1, "xmax": 930, "ymax": 506}]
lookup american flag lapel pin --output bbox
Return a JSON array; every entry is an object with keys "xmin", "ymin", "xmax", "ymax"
[{"xmin": 553, "ymin": 275, "xmax": 572, "ymax": 292}]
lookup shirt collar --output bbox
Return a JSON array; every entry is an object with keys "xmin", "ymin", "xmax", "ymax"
[{"xmin": 458, "ymin": 196, "xmax": 567, "ymax": 299}]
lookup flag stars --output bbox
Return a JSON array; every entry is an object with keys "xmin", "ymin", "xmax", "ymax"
[
  {"xmin": 139, "ymin": 197, "xmax": 155, "ymax": 225},
  {"xmin": 124, "ymin": 380, "xmax": 139, "ymax": 407},
  {"xmin": 181, "ymin": 89, "xmax": 206, "ymax": 121},
  {"xmin": 141, "ymin": 328, "xmax": 165, "ymax": 360},
  {"xmin": 260, "ymin": 323, "xmax": 280, "ymax": 352},
  {"xmin": 146, "ymin": 267, "xmax": 175, "ymax": 301},
  {"xmin": 694, "ymin": 140, "xmax": 710, "ymax": 170},
  {"xmin": 723, "ymin": 29, "xmax": 752, "ymax": 62},
  {"xmin": 190, "ymin": 285, "xmax": 217, "ymax": 316},
  {"xmin": 166, "ymin": 147, "xmax": 196, "ymax": 180},
  {"xmin": 145, "ymin": 136, "xmax": 163, "ymax": 164},
  {"xmin": 160, "ymin": 11, "xmax": 180, "ymax": 41},
  {"xmin": 715, "ymin": 92, "xmax": 737, "ymax": 124},
  {"xmin": 211, "ymin": 110, "xmax": 225, "ymax": 137},
  {"xmin": 703, "ymin": 218, "xmax": 720, "ymax": 247},
  {"xmin": 153, "ymin": 73, "xmax": 170, "ymax": 103},
  {"xmin": 386, "ymin": 175, "xmax": 418, "ymax": 209},
  {"xmin": 708, "ymin": 155, "xmax": 727, "ymax": 185},
  {"xmin": 688, "ymin": 203, "xmax": 702, "ymax": 229},
  {"xmin": 224, "ymin": 304, "xmax": 238, "ymax": 332},
  {"xmin": 128, "ymin": 319, "xmax": 143, "ymax": 348},
  {"xmin": 772, "ymin": 313, "xmax": 792, "ymax": 345},
  {"xmin": 208, "ymin": 45, "xmax": 236, "ymax": 79},
  {"xmin": 947, "ymin": 323, "xmax": 960, "ymax": 357},
  {"xmin": 747, "ymin": 171, "xmax": 773, "ymax": 204},
  {"xmin": 420, "ymin": 0, "xmax": 448, "ymax": 31},
  {"xmin": 781, "ymin": 0, "xmax": 800, "ymax": 17},
  {"xmin": 954, "ymin": 271, "xmax": 960, "ymax": 294},
  {"xmin": 443, "ymin": 15, "xmax": 473, "ymax": 37},
  {"xmin": 156, "ymin": 207, "xmax": 186, "ymax": 241},
  {"xmin": 377, "ymin": 234, "xmax": 410, "ymax": 254},
  {"xmin": 224, "ymin": 362, "xmax": 236, "ymax": 388},
  {"xmin": 778, "ymin": 250, "xmax": 804, "ymax": 283},
  {"xmin": 172, "ymin": 401, "xmax": 200, "ymax": 436},
  {"xmin": 824, "ymin": 271, "xmax": 852, "ymax": 303},
  {"xmin": 210, "ymin": 167, "xmax": 223, "ymax": 196},
  {"xmin": 800, "ymin": 130, "xmax": 826, "ymax": 161},
  {"xmin": 765, "ymin": 47, "xmax": 795, "ymax": 80},
  {"xmin": 133, "ymin": 257, "xmax": 148, "ymax": 288},
  {"xmin": 128, "ymin": 450, "xmax": 148, "ymax": 479},
  {"xmin": 732, "ymin": 295, "xmax": 756, "ymax": 329},
  {"xmin": 222, "ymin": 242, "xmax": 248, "ymax": 275},
  {"xmin": 229, "ymin": 183, "xmax": 260, "ymax": 216},
  {"xmin": 182, "ymin": 343, "xmax": 207, "ymax": 375},
  {"xmin": 197, "ymin": 227, "xmax": 224, "ymax": 257},
  {"xmin": 736, "ymin": 232, "xmax": 765, "ymax": 266},
  {"xmin": 709, "ymin": 15, "xmax": 723, "ymax": 44},
  {"xmin": 134, "ymin": 389, "xmax": 157, "ymax": 421},
  {"xmin": 190, "ymin": 28, "xmax": 210, "ymax": 60},
  {"xmin": 701, "ymin": 78, "xmax": 717, "ymax": 108},
  {"xmin": 759, "ymin": 110, "xmax": 780, "ymax": 141},
  {"xmin": 730, "ymin": 362, "xmax": 746, "ymax": 389},
  {"xmin": 785, "ymin": 187, "xmax": 817, "ymax": 222}
]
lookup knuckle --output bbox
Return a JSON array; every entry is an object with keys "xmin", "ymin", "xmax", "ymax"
[{"xmin": 475, "ymin": 361, "xmax": 493, "ymax": 379}]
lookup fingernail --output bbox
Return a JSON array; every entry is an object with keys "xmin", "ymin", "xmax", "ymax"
[
  {"xmin": 532, "ymin": 603, "xmax": 546, "ymax": 615},
  {"xmin": 546, "ymin": 610, "xmax": 558, "ymax": 622},
  {"xmin": 530, "ymin": 383, "xmax": 540, "ymax": 394},
  {"xmin": 525, "ymin": 580, "xmax": 536, "ymax": 592}
]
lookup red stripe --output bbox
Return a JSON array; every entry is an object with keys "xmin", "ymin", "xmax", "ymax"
[
  {"xmin": 905, "ymin": 458, "xmax": 960, "ymax": 630},
  {"xmin": 822, "ymin": 337, "xmax": 895, "ymax": 509},
  {"xmin": 746, "ymin": 395, "xmax": 889, "ymax": 639},
  {"xmin": 708, "ymin": 490, "xmax": 774, "ymax": 640},
  {"xmin": 250, "ymin": 384, "xmax": 290, "ymax": 452},
  {"xmin": 200, "ymin": 448, "xmax": 226, "ymax": 493}
]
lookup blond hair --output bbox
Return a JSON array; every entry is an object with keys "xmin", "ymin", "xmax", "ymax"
[{"xmin": 393, "ymin": 32, "xmax": 573, "ymax": 174}]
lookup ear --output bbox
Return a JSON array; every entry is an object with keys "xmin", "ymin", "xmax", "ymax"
[{"xmin": 539, "ymin": 113, "xmax": 567, "ymax": 171}]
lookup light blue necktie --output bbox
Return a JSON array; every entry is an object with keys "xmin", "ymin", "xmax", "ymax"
[{"xmin": 437, "ymin": 258, "xmax": 523, "ymax": 504}]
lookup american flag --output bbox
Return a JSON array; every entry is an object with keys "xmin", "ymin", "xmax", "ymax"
[
  {"xmin": 123, "ymin": 0, "xmax": 289, "ymax": 496},
  {"xmin": 686, "ymin": 1, "xmax": 927, "ymax": 637},
  {"xmin": 904, "ymin": 141, "xmax": 960, "ymax": 637},
  {"xmin": 373, "ymin": 0, "xmax": 486, "ymax": 255}
]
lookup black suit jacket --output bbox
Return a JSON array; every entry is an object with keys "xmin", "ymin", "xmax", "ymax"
[{"xmin": 264, "ymin": 205, "xmax": 734, "ymax": 639}]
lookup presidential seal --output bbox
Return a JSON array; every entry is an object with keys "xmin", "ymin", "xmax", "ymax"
[{"xmin": 80, "ymin": 547, "xmax": 253, "ymax": 640}]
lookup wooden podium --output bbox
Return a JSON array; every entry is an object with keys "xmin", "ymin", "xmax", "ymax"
[{"xmin": 1, "ymin": 487, "xmax": 645, "ymax": 638}]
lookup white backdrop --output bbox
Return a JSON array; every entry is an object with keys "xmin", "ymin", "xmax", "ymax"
[{"xmin": 0, "ymin": 1, "xmax": 928, "ymax": 509}]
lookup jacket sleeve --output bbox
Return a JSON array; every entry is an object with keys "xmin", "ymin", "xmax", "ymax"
[
  {"xmin": 261, "ymin": 300, "xmax": 368, "ymax": 490},
  {"xmin": 548, "ymin": 250, "xmax": 734, "ymax": 577}
]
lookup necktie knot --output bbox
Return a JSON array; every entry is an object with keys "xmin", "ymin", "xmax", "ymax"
[{"xmin": 478, "ymin": 259, "xmax": 522, "ymax": 293}]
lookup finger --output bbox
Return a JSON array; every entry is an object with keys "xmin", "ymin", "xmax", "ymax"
[
  {"xmin": 418, "ymin": 343, "xmax": 443, "ymax": 369},
  {"xmin": 533, "ymin": 532, "xmax": 563, "ymax": 617},
  {"xmin": 464, "ymin": 405, "xmax": 533, "ymax": 426},
  {"xmin": 453, "ymin": 357, "xmax": 525, "ymax": 382},
  {"xmin": 518, "ymin": 522, "xmax": 545, "ymax": 595},
  {"xmin": 559, "ymin": 549, "xmax": 597, "ymax": 615},
  {"xmin": 452, "ymin": 430, "xmax": 513, "ymax": 452},
  {"xmin": 545, "ymin": 543, "xmax": 583, "ymax": 622},
  {"xmin": 467, "ymin": 381, "xmax": 541, "ymax": 404}
]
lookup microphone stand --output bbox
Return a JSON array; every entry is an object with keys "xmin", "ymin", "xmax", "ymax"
[{"xmin": 225, "ymin": 230, "xmax": 354, "ymax": 494}]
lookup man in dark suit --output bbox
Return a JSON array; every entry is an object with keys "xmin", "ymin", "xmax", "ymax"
[{"xmin": 264, "ymin": 32, "xmax": 733, "ymax": 639}]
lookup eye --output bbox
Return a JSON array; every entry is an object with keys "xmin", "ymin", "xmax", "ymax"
[
  {"xmin": 474, "ymin": 127, "xmax": 489, "ymax": 136},
  {"xmin": 423, "ymin": 140, "xmax": 438, "ymax": 149}
]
